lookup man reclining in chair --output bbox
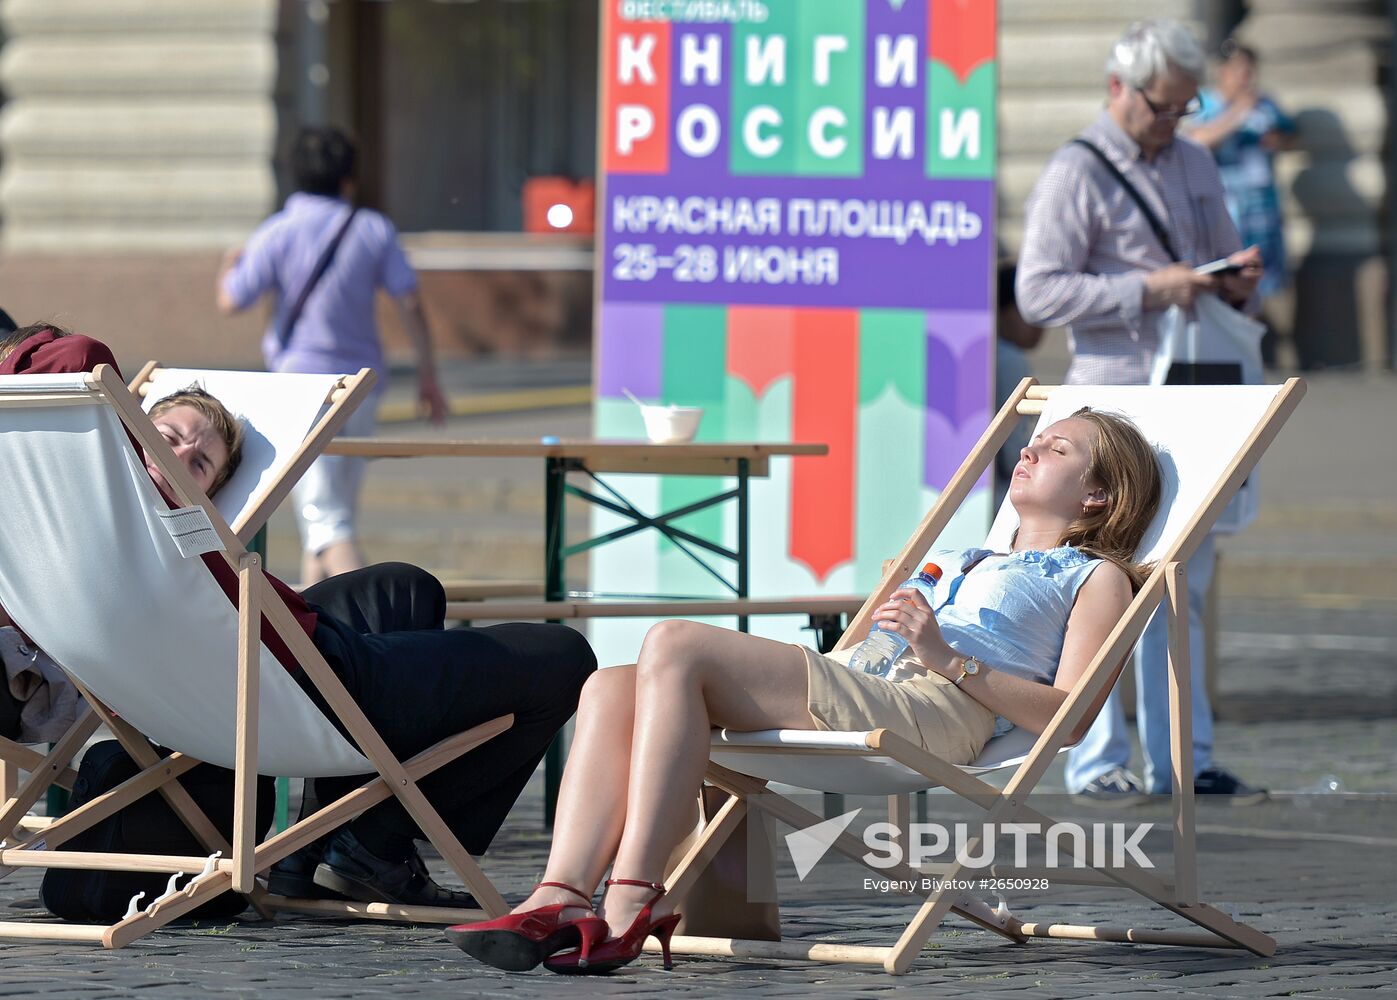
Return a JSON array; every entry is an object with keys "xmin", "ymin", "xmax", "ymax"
[
  {"xmin": 448, "ymin": 408, "xmax": 1163, "ymax": 974},
  {"xmin": 0, "ymin": 323, "xmax": 598, "ymax": 909}
]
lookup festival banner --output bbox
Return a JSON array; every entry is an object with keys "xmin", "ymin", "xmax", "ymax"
[{"xmin": 593, "ymin": 0, "xmax": 997, "ymax": 655}]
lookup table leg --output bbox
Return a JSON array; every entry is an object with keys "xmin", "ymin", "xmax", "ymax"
[
  {"xmin": 543, "ymin": 457, "xmax": 567, "ymax": 829},
  {"xmin": 736, "ymin": 458, "xmax": 749, "ymax": 634},
  {"xmin": 544, "ymin": 457, "xmax": 567, "ymax": 605},
  {"xmin": 808, "ymin": 613, "xmax": 847, "ymax": 653}
]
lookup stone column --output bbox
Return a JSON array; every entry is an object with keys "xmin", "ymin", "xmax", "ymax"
[
  {"xmin": 0, "ymin": 0, "xmax": 277, "ymax": 367},
  {"xmin": 0, "ymin": 0, "xmax": 278, "ymax": 251}
]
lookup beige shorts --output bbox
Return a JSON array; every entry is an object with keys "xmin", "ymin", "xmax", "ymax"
[{"xmin": 799, "ymin": 645, "xmax": 996, "ymax": 765}]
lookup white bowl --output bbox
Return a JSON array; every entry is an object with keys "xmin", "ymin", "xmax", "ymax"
[{"xmin": 640, "ymin": 404, "xmax": 704, "ymax": 443}]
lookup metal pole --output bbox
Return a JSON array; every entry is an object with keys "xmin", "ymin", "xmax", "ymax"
[
  {"xmin": 542, "ymin": 457, "xmax": 567, "ymax": 829},
  {"xmin": 736, "ymin": 457, "xmax": 750, "ymax": 634}
]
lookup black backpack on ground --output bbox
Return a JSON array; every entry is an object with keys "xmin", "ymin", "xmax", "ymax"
[{"xmin": 39, "ymin": 740, "xmax": 276, "ymax": 922}]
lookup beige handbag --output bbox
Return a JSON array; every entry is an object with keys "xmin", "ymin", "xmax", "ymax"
[{"xmin": 665, "ymin": 785, "xmax": 781, "ymax": 941}]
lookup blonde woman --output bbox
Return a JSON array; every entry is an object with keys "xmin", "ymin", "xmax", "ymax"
[{"xmin": 449, "ymin": 408, "xmax": 1163, "ymax": 975}]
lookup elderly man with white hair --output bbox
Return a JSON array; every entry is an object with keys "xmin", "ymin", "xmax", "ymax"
[{"xmin": 1016, "ymin": 18, "xmax": 1266, "ymax": 805}]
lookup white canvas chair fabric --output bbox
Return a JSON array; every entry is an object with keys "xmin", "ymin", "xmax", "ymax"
[
  {"xmin": 711, "ymin": 725, "xmax": 1044, "ymax": 794},
  {"xmin": 0, "ymin": 374, "xmax": 370, "ymax": 777},
  {"xmin": 710, "ymin": 384, "xmax": 1288, "ymax": 794},
  {"xmin": 140, "ymin": 367, "xmax": 344, "ymax": 534}
]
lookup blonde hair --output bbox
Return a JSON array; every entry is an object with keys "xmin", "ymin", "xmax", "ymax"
[
  {"xmin": 149, "ymin": 386, "xmax": 245, "ymax": 496},
  {"xmin": 1056, "ymin": 407, "xmax": 1162, "ymax": 590}
]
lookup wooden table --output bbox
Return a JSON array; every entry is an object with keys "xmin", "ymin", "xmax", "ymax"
[
  {"xmin": 324, "ymin": 438, "xmax": 828, "ymax": 622},
  {"xmin": 324, "ymin": 438, "xmax": 829, "ymax": 825}
]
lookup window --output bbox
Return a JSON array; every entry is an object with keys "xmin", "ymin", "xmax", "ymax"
[{"xmin": 322, "ymin": 0, "xmax": 598, "ymax": 232}]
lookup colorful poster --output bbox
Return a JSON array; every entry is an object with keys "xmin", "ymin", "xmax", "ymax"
[{"xmin": 592, "ymin": 0, "xmax": 996, "ymax": 655}]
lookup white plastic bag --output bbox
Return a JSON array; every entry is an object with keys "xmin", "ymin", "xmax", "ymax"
[
  {"xmin": 1151, "ymin": 293, "xmax": 1265, "ymax": 386},
  {"xmin": 1152, "ymin": 294, "xmax": 1266, "ymax": 533}
]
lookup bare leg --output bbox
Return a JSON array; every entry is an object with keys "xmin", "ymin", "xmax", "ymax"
[
  {"xmin": 601, "ymin": 620, "xmax": 816, "ymax": 931},
  {"xmin": 512, "ymin": 666, "xmax": 641, "ymax": 918},
  {"xmin": 299, "ymin": 550, "xmax": 325, "ymax": 587},
  {"xmin": 318, "ymin": 539, "xmax": 367, "ymax": 578},
  {"xmin": 300, "ymin": 539, "xmax": 367, "ymax": 586}
]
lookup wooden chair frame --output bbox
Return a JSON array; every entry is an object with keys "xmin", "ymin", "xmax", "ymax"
[
  {"xmin": 0, "ymin": 365, "xmax": 515, "ymax": 946},
  {"xmin": 660, "ymin": 377, "xmax": 1305, "ymax": 974}
]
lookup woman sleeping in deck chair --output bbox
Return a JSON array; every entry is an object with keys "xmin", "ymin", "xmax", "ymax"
[
  {"xmin": 0, "ymin": 324, "xmax": 597, "ymax": 909},
  {"xmin": 448, "ymin": 408, "xmax": 1163, "ymax": 975}
]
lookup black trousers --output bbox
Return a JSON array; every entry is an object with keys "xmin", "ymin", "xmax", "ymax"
[{"xmin": 299, "ymin": 563, "xmax": 596, "ymax": 855}]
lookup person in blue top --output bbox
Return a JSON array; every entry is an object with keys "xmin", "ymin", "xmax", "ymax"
[
  {"xmin": 1188, "ymin": 40, "xmax": 1297, "ymax": 301},
  {"xmin": 447, "ymin": 409, "xmax": 1165, "ymax": 975},
  {"xmin": 216, "ymin": 127, "xmax": 448, "ymax": 585}
]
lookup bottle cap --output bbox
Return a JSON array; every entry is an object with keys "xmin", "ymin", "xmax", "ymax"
[{"xmin": 921, "ymin": 562, "xmax": 943, "ymax": 580}]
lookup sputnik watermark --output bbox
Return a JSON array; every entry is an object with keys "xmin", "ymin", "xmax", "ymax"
[{"xmin": 783, "ymin": 809, "xmax": 1155, "ymax": 882}]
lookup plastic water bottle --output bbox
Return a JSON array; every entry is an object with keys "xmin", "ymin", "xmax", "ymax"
[{"xmin": 847, "ymin": 563, "xmax": 944, "ymax": 678}]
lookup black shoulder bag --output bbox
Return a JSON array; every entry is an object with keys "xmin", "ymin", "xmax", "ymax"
[{"xmin": 275, "ymin": 205, "xmax": 359, "ymax": 351}]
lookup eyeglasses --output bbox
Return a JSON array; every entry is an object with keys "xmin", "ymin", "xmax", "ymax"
[{"xmin": 1135, "ymin": 88, "xmax": 1202, "ymax": 121}]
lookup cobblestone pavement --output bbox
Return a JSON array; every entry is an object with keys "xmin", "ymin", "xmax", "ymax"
[{"xmin": 4, "ymin": 599, "xmax": 1394, "ymax": 998}]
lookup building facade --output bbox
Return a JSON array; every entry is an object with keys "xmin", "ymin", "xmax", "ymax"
[{"xmin": 0, "ymin": 0, "xmax": 1390, "ymax": 370}]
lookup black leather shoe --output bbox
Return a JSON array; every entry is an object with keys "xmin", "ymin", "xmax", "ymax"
[
  {"xmin": 268, "ymin": 839, "xmax": 348, "ymax": 900},
  {"xmin": 313, "ymin": 828, "xmax": 478, "ymax": 908}
]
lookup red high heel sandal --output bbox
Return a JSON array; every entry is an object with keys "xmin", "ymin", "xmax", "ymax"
[
  {"xmin": 445, "ymin": 881, "xmax": 608, "ymax": 972},
  {"xmin": 544, "ymin": 877, "xmax": 682, "ymax": 975}
]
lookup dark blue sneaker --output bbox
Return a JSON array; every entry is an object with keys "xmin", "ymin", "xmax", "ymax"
[{"xmin": 1194, "ymin": 766, "xmax": 1268, "ymax": 805}]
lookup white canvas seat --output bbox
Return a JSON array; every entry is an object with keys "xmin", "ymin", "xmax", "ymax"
[
  {"xmin": 711, "ymin": 725, "xmax": 1047, "ymax": 793},
  {"xmin": 667, "ymin": 378, "xmax": 1305, "ymax": 974},
  {"xmin": 0, "ymin": 366, "xmax": 512, "ymax": 947},
  {"xmin": 136, "ymin": 366, "xmax": 351, "ymax": 538}
]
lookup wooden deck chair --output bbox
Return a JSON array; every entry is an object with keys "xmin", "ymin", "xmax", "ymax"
[
  {"xmin": 664, "ymin": 378, "xmax": 1305, "ymax": 974},
  {"xmin": 0, "ymin": 366, "xmax": 513, "ymax": 947},
  {"xmin": 0, "ymin": 363, "xmax": 375, "ymax": 843}
]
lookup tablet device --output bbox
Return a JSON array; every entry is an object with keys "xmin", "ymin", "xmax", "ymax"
[{"xmin": 1194, "ymin": 257, "xmax": 1243, "ymax": 276}]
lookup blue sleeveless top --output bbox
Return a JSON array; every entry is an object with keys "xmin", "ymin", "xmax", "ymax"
[{"xmin": 908, "ymin": 545, "xmax": 1105, "ymax": 736}]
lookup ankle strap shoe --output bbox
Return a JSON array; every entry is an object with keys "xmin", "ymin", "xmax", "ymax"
[
  {"xmin": 446, "ymin": 880, "xmax": 607, "ymax": 972},
  {"xmin": 544, "ymin": 877, "xmax": 682, "ymax": 975}
]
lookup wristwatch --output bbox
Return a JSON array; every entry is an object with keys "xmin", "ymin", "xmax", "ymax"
[{"xmin": 952, "ymin": 656, "xmax": 982, "ymax": 688}]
